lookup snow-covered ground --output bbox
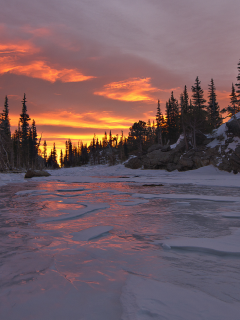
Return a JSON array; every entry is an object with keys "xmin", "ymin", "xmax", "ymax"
[{"xmin": 1, "ymin": 164, "xmax": 240, "ymax": 320}]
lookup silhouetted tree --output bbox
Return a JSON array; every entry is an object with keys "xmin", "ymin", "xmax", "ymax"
[
  {"xmin": 207, "ymin": 79, "xmax": 221, "ymax": 129},
  {"xmin": 129, "ymin": 120, "xmax": 146, "ymax": 153},
  {"xmin": 165, "ymin": 92, "xmax": 179, "ymax": 143},
  {"xmin": 156, "ymin": 99, "xmax": 164, "ymax": 145},
  {"xmin": 19, "ymin": 93, "xmax": 30, "ymax": 166},
  {"xmin": 191, "ymin": 77, "xmax": 206, "ymax": 111}
]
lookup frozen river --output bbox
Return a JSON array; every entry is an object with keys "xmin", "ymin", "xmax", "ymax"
[{"xmin": 1, "ymin": 165, "xmax": 240, "ymax": 320}]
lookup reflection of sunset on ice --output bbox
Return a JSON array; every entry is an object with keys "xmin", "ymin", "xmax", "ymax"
[{"xmin": 1, "ymin": 165, "xmax": 240, "ymax": 319}]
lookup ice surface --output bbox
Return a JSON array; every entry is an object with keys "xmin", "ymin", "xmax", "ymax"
[
  {"xmin": 1, "ymin": 163, "xmax": 240, "ymax": 320},
  {"xmin": 38, "ymin": 203, "xmax": 109, "ymax": 223},
  {"xmin": 71, "ymin": 226, "xmax": 113, "ymax": 241},
  {"xmin": 133, "ymin": 192, "xmax": 240, "ymax": 202},
  {"xmin": 121, "ymin": 275, "xmax": 240, "ymax": 320},
  {"xmin": 158, "ymin": 228, "xmax": 240, "ymax": 255}
]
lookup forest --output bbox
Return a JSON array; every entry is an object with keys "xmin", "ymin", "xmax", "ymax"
[{"xmin": 0, "ymin": 61, "xmax": 240, "ymax": 171}]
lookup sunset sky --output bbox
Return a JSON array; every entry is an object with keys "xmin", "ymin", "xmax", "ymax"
[{"xmin": 1, "ymin": 0, "xmax": 240, "ymax": 155}]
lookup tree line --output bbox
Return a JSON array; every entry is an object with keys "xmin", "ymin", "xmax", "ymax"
[
  {"xmin": 0, "ymin": 94, "xmax": 41, "ymax": 171},
  {"xmin": 1, "ymin": 61, "xmax": 240, "ymax": 170}
]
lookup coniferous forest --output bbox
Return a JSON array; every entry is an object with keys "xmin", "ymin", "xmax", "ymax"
[{"xmin": 1, "ymin": 61, "xmax": 240, "ymax": 171}]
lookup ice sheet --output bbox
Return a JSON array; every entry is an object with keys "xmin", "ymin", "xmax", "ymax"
[
  {"xmin": 71, "ymin": 226, "xmax": 113, "ymax": 241},
  {"xmin": 1, "ymin": 163, "xmax": 240, "ymax": 320},
  {"xmin": 157, "ymin": 228, "xmax": 240, "ymax": 255},
  {"xmin": 121, "ymin": 275, "xmax": 240, "ymax": 320},
  {"xmin": 38, "ymin": 203, "xmax": 109, "ymax": 223}
]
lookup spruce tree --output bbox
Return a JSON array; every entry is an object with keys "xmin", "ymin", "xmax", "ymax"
[
  {"xmin": 191, "ymin": 77, "xmax": 206, "ymax": 111},
  {"xmin": 189, "ymin": 78, "xmax": 208, "ymax": 148},
  {"xmin": 166, "ymin": 92, "xmax": 179, "ymax": 143},
  {"xmin": 207, "ymin": 79, "xmax": 221, "ymax": 129},
  {"xmin": 182, "ymin": 86, "xmax": 190, "ymax": 113},
  {"xmin": 19, "ymin": 93, "xmax": 30, "ymax": 166},
  {"xmin": 51, "ymin": 143, "xmax": 58, "ymax": 168},
  {"xmin": 236, "ymin": 59, "xmax": 240, "ymax": 104},
  {"xmin": 230, "ymin": 83, "xmax": 239, "ymax": 115},
  {"xmin": 43, "ymin": 140, "xmax": 47, "ymax": 164},
  {"xmin": 29, "ymin": 119, "xmax": 38, "ymax": 167},
  {"xmin": 60, "ymin": 149, "xmax": 63, "ymax": 167},
  {"xmin": 156, "ymin": 99, "xmax": 164, "ymax": 145},
  {"xmin": 109, "ymin": 130, "xmax": 112, "ymax": 147},
  {"xmin": 20, "ymin": 93, "xmax": 30, "ymax": 143},
  {"xmin": 180, "ymin": 92, "xmax": 189, "ymax": 151},
  {"xmin": 1, "ymin": 96, "xmax": 11, "ymax": 138}
]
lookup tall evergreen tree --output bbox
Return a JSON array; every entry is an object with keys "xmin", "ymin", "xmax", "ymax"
[
  {"xmin": 207, "ymin": 79, "xmax": 221, "ymax": 129},
  {"xmin": 180, "ymin": 93, "xmax": 189, "ymax": 151},
  {"xmin": 43, "ymin": 140, "xmax": 47, "ymax": 163},
  {"xmin": 165, "ymin": 92, "xmax": 179, "ymax": 143},
  {"xmin": 188, "ymin": 78, "xmax": 208, "ymax": 148},
  {"xmin": 60, "ymin": 149, "xmax": 63, "ymax": 167},
  {"xmin": 156, "ymin": 99, "xmax": 164, "ymax": 145},
  {"xmin": 229, "ymin": 83, "xmax": 239, "ymax": 115},
  {"xmin": 29, "ymin": 119, "xmax": 38, "ymax": 167},
  {"xmin": 1, "ymin": 96, "xmax": 11, "ymax": 138},
  {"xmin": 182, "ymin": 86, "xmax": 190, "ymax": 113},
  {"xmin": 191, "ymin": 77, "xmax": 206, "ymax": 111},
  {"xmin": 19, "ymin": 93, "xmax": 30, "ymax": 166},
  {"xmin": 109, "ymin": 130, "xmax": 112, "ymax": 147},
  {"xmin": 236, "ymin": 59, "xmax": 240, "ymax": 104},
  {"xmin": 20, "ymin": 93, "xmax": 30, "ymax": 143}
]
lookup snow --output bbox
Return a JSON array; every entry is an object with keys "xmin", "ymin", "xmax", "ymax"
[
  {"xmin": 1, "ymin": 164, "xmax": 240, "ymax": 320},
  {"xmin": 207, "ymin": 112, "xmax": 240, "ymax": 149},
  {"xmin": 170, "ymin": 133, "xmax": 184, "ymax": 149}
]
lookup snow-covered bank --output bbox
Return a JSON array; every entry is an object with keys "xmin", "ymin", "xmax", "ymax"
[{"xmin": 1, "ymin": 163, "xmax": 240, "ymax": 189}]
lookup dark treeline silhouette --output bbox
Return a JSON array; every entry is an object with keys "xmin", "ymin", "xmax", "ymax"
[
  {"xmin": 1, "ymin": 61, "xmax": 240, "ymax": 171},
  {"xmin": 0, "ymin": 94, "xmax": 43, "ymax": 171}
]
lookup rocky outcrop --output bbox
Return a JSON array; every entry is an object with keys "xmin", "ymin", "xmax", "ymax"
[
  {"xmin": 124, "ymin": 115, "xmax": 240, "ymax": 173},
  {"xmin": 147, "ymin": 144, "xmax": 162, "ymax": 153},
  {"xmin": 226, "ymin": 118, "xmax": 240, "ymax": 137},
  {"xmin": 25, "ymin": 170, "xmax": 51, "ymax": 178},
  {"xmin": 124, "ymin": 157, "xmax": 142, "ymax": 169},
  {"xmin": 142, "ymin": 149, "xmax": 175, "ymax": 169}
]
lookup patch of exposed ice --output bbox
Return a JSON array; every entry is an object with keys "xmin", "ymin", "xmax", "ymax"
[
  {"xmin": 71, "ymin": 226, "xmax": 113, "ymax": 241},
  {"xmin": 15, "ymin": 189, "xmax": 48, "ymax": 195},
  {"xmin": 132, "ymin": 192, "xmax": 240, "ymax": 203},
  {"xmin": 38, "ymin": 204, "xmax": 109, "ymax": 223},
  {"xmin": 116, "ymin": 199, "xmax": 149, "ymax": 206},
  {"xmin": 56, "ymin": 188, "xmax": 86, "ymax": 192},
  {"xmin": 156, "ymin": 228, "xmax": 240, "ymax": 256},
  {"xmin": 121, "ymin": 275, "xmax": 240, "ymax": 320},
  {"xmin": 175, "ymin": 201, "xmax": 191, "ymax": 206}
]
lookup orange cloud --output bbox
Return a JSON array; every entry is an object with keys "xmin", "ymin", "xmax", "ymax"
[
  {"xmin": 0, "ymin": 42, "xmax": 38, "ymax": 54},
  {"xmin": 10, "ymin": 110, "xmax": 134, "ymax": 130},
  {"xmin": 3, "ymin": 60, "xmax": 94, "ymax": 83},
  {"xmin": 0, "ymin": 42, "xmax": 95, "ymax": 83},
  {"xmin": 95, "ymin": 77, "xmax": 160, "ymax": 102},
  {"xmin": 95, "ymin": 78, "xmax": 181, "ymax": 102}
]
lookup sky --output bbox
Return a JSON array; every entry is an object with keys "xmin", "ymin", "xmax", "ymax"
[{"xmin": 0, "ymin": 0, "xmax": 240, "ymax": 155}]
